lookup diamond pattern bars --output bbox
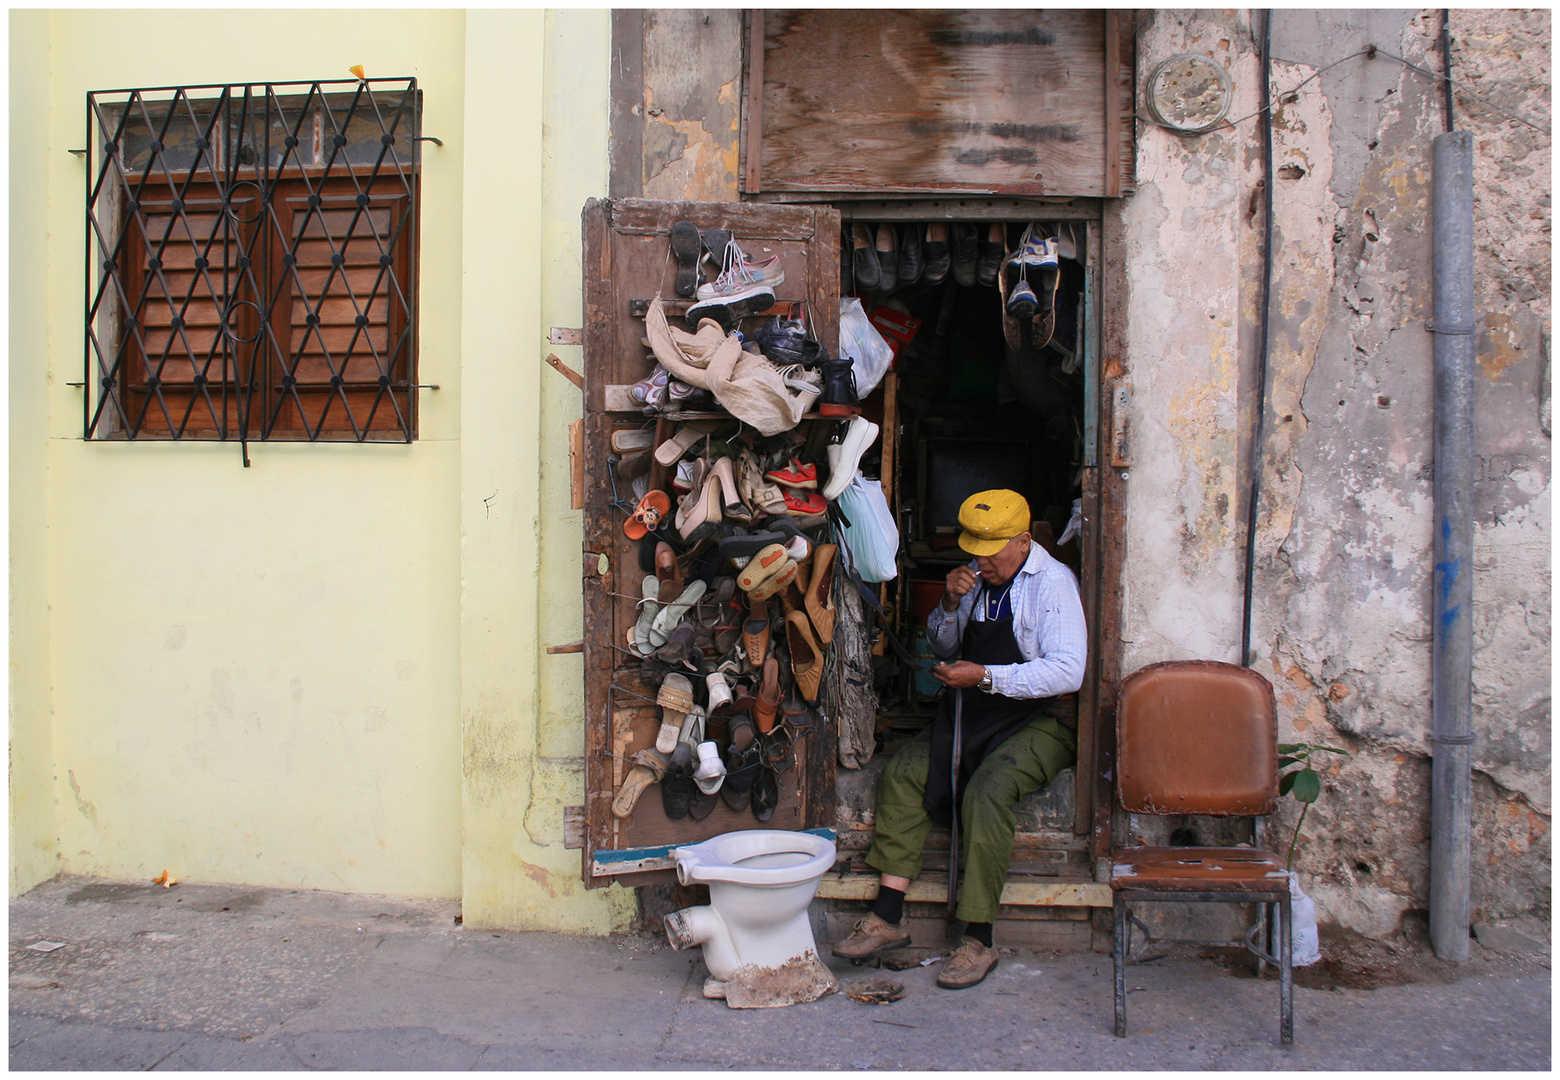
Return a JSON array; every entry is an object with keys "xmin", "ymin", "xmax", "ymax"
[{"xmin": 85, "ymin": 79, "xmax": 421, "ymax": 441}]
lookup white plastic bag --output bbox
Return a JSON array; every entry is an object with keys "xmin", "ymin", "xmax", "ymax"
[
  {"xmin": 1288, "ymin": 871, "xmax": 1321, "ymax": 966},
  {"xmin": 839, "ymin": 298, "xmax": 894, "ymax": 397},
  {"xmin": 835, "ymin": 474, "xmax": 899, "ymax": 583}
]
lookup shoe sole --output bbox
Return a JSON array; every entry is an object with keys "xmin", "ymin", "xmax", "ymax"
[
  {"xmin": 671, "ymin": 222, "xmax": 701, "ymax": 298},
  {"xmin": 687, "ymin": 287, "xmax": 777, "ymax": 329},
  {"xmin": 937, "ymin": 957, "xmax": 999, "ymax": 990}
]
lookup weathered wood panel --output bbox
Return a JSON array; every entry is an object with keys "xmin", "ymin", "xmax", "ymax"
[
  {"xmin": 755, "ymin": 9, "xmax": 1135, "ymax": 197},
  {"xmin": 579, "ymin": 197, "xmax": 842, "ymax": 888}
]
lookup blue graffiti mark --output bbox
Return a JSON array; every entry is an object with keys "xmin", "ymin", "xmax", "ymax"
[
  {"xmin": 1441, "ymin": 516, "xmax": 1453, "ymax": 543},
  {"xmin": 1434, "ymin": 555, "xmax": 1463, "ymax": 604},
  {"xmin": 1440, "ymin": 605, "xmax": 1461, "ymax": 631}
]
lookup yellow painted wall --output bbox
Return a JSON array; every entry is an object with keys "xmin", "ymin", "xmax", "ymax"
[
  {"xmin": 456, "ymin": 8, "xmax": 634, "ymax": 931},
  {"xmin": 26, "ymin": 8, "xmax": 468, "ymax": 897},
  {"xmin": 12, "ymin": 7, "xmax": 631, "ymax": 929},
  {"xmin": 10, "ymin": 10, "xmax": 62, "ymax": 892}
]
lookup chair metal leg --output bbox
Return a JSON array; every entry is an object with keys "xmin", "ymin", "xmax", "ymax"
[
  {"xmin": 1113, "ymin": 893, "xmax": 1128, "ymax": 1037},
  {"xmin": 1255, "ymin": 901, "xmax": 1269, "ymax": 979},
  {"xmin": 1278, "ymin": 894, "xmax": 1294, "ymax": 1045}
]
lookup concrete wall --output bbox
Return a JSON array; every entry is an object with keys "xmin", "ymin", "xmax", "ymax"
[
  {"xmin": 10, "ymin": 9, "xmax": 468, "ymax": 899},
  {"xmin": 10, "ymin": 8, "xmax": 632, "ymax": 931},
  {"xmin": 10, "ymin": 10, "xmax": 60, "ymax": 893},
  {"xmin": 1118, "ymin": 9, "xmax": 1550, "ymax": 936},
  {"xmin": 456, "ymin": 8, "xmax": 635, "ymax": 933}
]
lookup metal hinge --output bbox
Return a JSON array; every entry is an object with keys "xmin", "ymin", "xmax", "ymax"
[
  {"xmin": 563, "ymin": 805, "xmax": 586, "ymax": 849},
  {"xmin": 1109, "ymin": 378, "xmax": 1132, "ymax": 468}
]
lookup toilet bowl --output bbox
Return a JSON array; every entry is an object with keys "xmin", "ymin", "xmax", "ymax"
[{"xmin": 664, "ymin": 829, "xmax": 836, "ymax": 985}]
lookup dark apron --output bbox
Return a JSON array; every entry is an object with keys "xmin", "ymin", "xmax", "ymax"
[{"xmin": 923, "ymin": 584, "xmax": 1043, "ymax": 829}]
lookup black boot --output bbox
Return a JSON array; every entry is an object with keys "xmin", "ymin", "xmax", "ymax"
[{"xmin": 817, "ymin": 356, "xmax": 862, "ymax": 417}]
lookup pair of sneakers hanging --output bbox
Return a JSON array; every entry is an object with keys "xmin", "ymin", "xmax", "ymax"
[
  {"xmin": 1001, "ymin": 225, "xmax": 1061, "ymax": 350},
  {"xmin": 672, "ymin": 222, "xmax": 785, "ymax": 331}
]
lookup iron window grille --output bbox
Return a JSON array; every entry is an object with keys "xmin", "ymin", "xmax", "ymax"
[{"xmin": 84, "ymin": 79, "xmax": 423, "ymax": 445}]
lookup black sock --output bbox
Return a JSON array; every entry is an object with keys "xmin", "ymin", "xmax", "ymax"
[
  {"xmin": 872, "ymin": 885, "xmax": 906, "ymax": 925},
  {"xmin": 965, "ymin": 921, "xmax": 993, "ymax": 948}
]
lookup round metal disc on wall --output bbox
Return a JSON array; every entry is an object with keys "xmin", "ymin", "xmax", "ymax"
[{"xmin": 1145, "ymin": 53, "xmax": 1233, "ymax": 134}]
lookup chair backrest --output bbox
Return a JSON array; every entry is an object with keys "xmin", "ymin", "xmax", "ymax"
[{"xmin": 1117, "ymin": 660, "xmax": 1278, "ymax": 817}]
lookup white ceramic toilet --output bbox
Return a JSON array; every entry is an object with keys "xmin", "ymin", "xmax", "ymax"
[{"xmin": 664, "ymin": 829, "xmax": 836, "ymax": 1002}]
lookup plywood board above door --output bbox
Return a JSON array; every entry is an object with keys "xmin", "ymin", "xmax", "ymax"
[{"xmin": 746, "ymin": 9, "xmax": 1136, "ymax": 199}]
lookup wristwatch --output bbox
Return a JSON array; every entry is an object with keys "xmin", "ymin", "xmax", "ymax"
[{"xmin": 977, "ymin": 668, "xmax": 994, "ymax": 693}]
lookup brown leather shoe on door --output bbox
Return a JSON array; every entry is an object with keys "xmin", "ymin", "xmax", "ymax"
[
  {"xmin": 831, "ymin": 913, "xmax": 912, "ymax": 960},
  {"xmin": 936, "ymin": 937, "xmax": 999, "ymax": 989}
]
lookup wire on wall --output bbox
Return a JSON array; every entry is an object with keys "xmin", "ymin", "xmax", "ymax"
[{"xmin": 1137, "ymin": 37, "xmax": 1549, "ymax": 138}]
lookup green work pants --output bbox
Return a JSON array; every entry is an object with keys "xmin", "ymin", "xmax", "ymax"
[{"xmin": 865, "ymin": 714, "xmax": 1077, "ymax": 924}]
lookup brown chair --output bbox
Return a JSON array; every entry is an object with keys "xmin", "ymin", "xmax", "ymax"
[{"xmin": 1112, "ymin": 660, "xmax": 1293, "ymax": 1044}]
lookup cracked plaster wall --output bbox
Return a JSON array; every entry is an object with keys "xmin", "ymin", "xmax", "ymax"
[
  {"xmin": 1118, "ymin": 10, "xmax": 1549, "ymax": 938},
  {"xmin": 639, "ymin": 10, "xmax": 743, "ymax": 202}
]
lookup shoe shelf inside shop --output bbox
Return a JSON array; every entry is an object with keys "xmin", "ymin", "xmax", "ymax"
[
  {"xmin": 579, "ymin": 199, "xmax": 851, "ymax": 887},
  {"xmin": 824, "ymin": 212, "xmax": 1103, "ymax": 906}
]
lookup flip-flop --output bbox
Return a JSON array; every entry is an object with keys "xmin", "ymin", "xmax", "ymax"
[
  {"xmin": 633, "ymin": 575, "xmax": 662, "ymax": 656},
  {"xmin": 670, "ymin": 221, "xmax": 702, "ymax": 298},
  {"xmin": 611, "ymin": 748, "xmax": 668, "ymax": 819},
  {"xmin": 763, "ymin": 723, "xmax": 796, "ymax": 773},
  {"xmin": 624, "ymin": 489, "xmax": 672, "ymax": 540},
  {"xmin": 722, "ymin": 743, "xmax": 762, "ymax": 812},
  {"xmin": 689, "ymin": 787, "xmax": 720, "ymax": 821},
  {"xmin": 655, "ymin": 672, "xmax": 694, "ymax": 753},
  {"xmin": 654, "ymin": 419, "xmax": 722, "ymax": 468},
  {"xmin": 661, "ymin": 744, "xmax": 697, "ymax": 820},
  {"xmin": 650, "ymin": 580, "xmax": 707, "ymax": 647},
  {"xmin": 751, "ymin": 764, "xmax": 779, "ymax": 822}
]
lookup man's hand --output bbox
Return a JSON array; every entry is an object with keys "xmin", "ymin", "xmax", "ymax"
[
  {"xmin": 942, "ymin": 566, "xmax": 978, "ymax": 611},
  {"xmin": 931, "ymin": 661, "xmax": 986, "ymax": 689}
]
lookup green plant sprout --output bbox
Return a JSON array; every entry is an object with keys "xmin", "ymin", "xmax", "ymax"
[{"xmin": 1277, "ymin": 741, "xmax": 1351, "ymax": 871}]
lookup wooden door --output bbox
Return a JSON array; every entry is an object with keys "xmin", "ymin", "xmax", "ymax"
[{"xmin": 578, "ymin": 197, "xmax": 841, "ymax": 887}]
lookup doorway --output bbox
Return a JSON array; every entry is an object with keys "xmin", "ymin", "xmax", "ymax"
[{"xmin": 828, "ymin": 209, "xmax": 1102, "ymax": 908}]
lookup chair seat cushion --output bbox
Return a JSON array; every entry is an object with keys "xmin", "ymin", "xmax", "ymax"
[{"xmin": 1112, "ymin": 846, "xmax": 1290, "ymax": 893}]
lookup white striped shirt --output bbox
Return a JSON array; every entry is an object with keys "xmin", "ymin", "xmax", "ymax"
[{"xmin": 925, "ymin": 541, "xmax": 1087, "ymax": 700}]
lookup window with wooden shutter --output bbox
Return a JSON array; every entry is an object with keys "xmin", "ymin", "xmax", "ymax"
[{"xmin": 85, "ymin": 81, "xmax": 421, "ymax": 444}]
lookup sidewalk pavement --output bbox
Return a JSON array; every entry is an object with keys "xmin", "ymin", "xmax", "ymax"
[{"xmin": 10, "ymin": 875, "xmax": 1550, "ymax": 1071}]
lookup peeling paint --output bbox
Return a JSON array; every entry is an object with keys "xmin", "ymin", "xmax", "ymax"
[{"xmin": 1126, "ymin": 10, "xmax": 1549, "ymax": 937}]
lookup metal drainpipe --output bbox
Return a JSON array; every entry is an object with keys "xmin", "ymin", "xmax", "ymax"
[
  {"xmin": 1240, "ymin": 10, "xmax": 1275, "ymax": 668},
  {"xmin": 1429, "ymin": 129, "xmax": 1475, "ymax": 962}
]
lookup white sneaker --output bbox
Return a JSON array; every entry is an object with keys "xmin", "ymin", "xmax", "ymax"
[
  {"xmin": 686, "ymin": 238, "xmax": 782, "ymax": 327},
  {"xmin": 694, "ymin": 239, "xmax": 786, "ymax": 299},
  {"xmin": 821, "ymin": 416, "xmax": 880, "ymax": 502}
]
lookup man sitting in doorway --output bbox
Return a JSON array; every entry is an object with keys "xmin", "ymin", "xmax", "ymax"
[{"xmin": 833, "ymin": 489, "xmax": 1087, "ymax": 988}]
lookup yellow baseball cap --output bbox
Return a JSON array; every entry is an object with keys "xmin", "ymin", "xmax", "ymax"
[{"xmin": 957, "ymin": 489, "xmax": 1031, "ymax": 556}]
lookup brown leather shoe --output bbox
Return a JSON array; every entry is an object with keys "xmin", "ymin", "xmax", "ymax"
[
  {"xmin": 936, "ymin": 936, "xmax": 998, "ymax": 989},
  {"xmin": 831, "ymin": 913, "xmax": 912, "ymax": 960}
]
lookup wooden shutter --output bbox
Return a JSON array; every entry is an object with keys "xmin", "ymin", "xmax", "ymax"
[
  {"xmin": 266, "ymin": 182, "xmax": 415, "ymax": 437},
  {"xmin": 123, "ymin": 191, "xmax": 252, "ymax": 437},
  {"xmin": 746, "ymin": 9, "xmax": 1136, "ymax": 198},
  {"xmin": 578, "ymin": 198, "xmax": 841, "ymax": 887}
]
